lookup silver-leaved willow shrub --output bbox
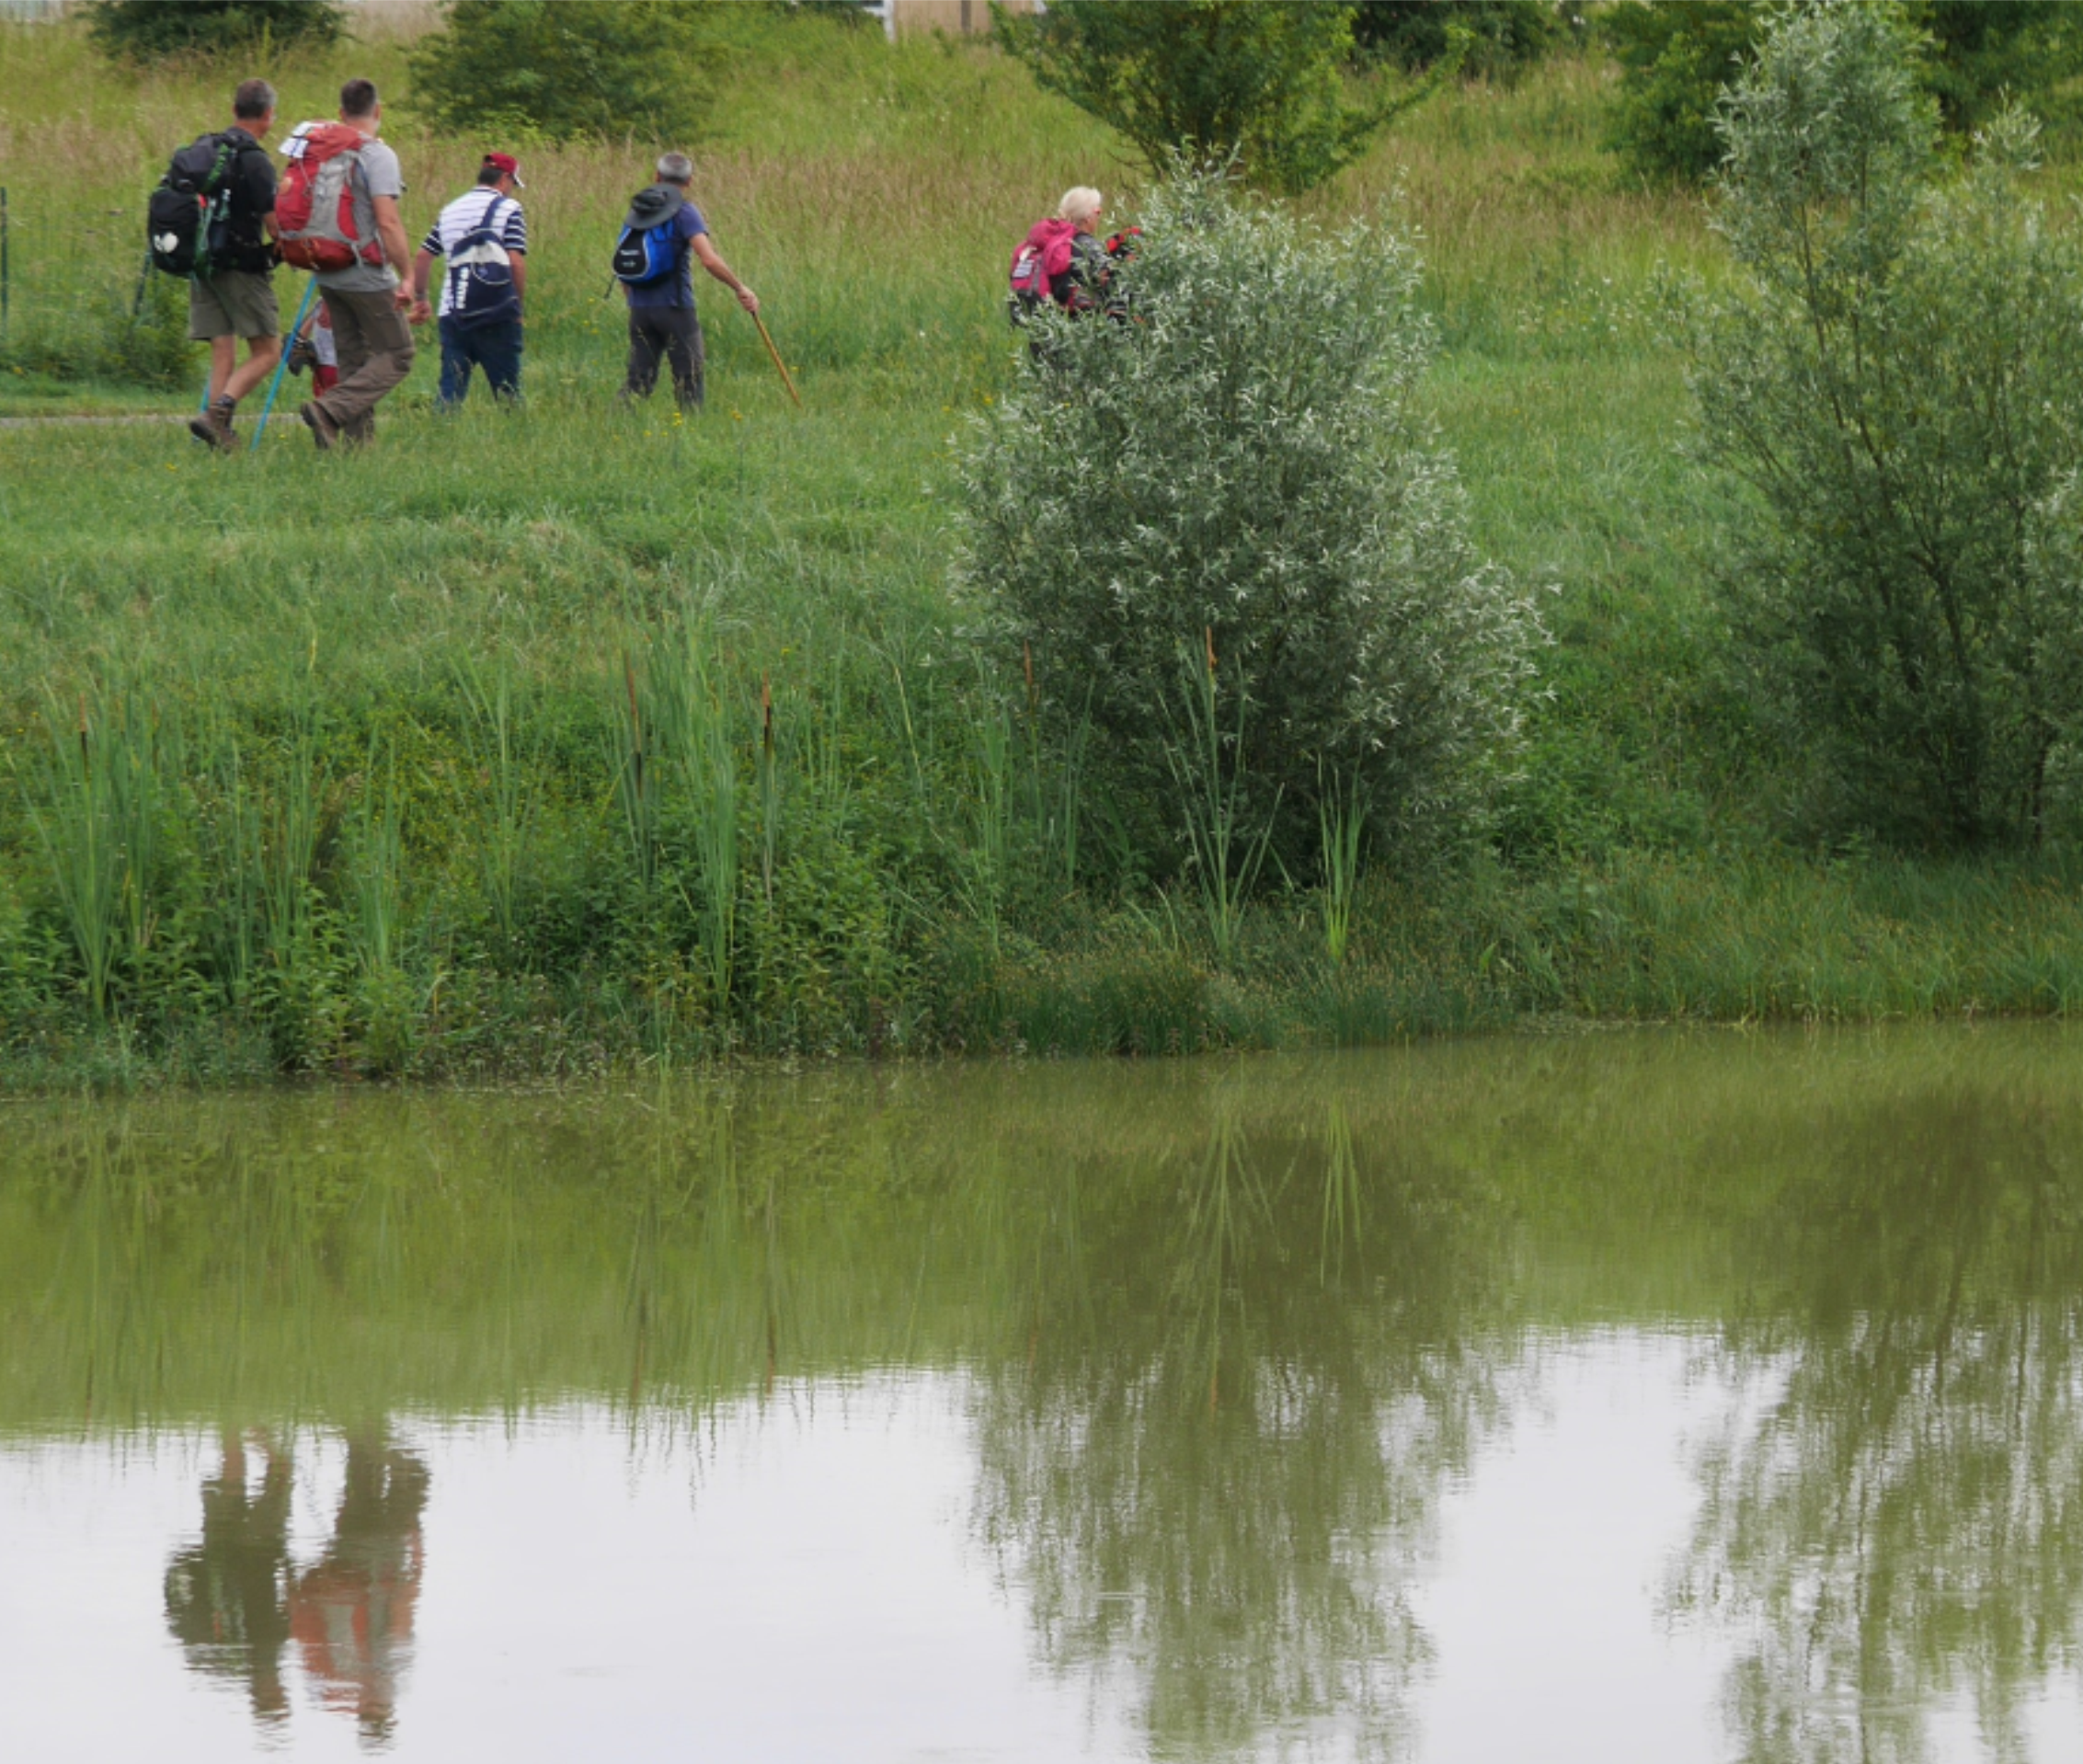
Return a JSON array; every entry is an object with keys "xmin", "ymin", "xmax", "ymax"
[
  {"xmin": 1688, "ymin": 0, "xmax": 2083, "ymax": 851},
  {"xmin": 955, "ymin": 170, "xmax": 1544, "ymax": 885}
]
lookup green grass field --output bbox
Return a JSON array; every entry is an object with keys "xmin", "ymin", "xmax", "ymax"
[{"xmin": 5, "ymin": 11, "xmax": 2083, "ymax": 1084}]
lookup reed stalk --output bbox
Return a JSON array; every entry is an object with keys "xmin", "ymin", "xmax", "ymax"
[
  {"xmin": 1318, "ymin": 763, "xmax": 1367, "ymax": 968},
  {"xmin": 1163, "ymin": 630, "xmax": 1279, "ymax": 968},
  {"xmin": 455, "ymin": 656, "xmax": 532, "ymax": 954}
]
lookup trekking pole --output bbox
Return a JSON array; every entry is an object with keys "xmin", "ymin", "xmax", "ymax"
[
  {"xmin": 131, "ymin": 246, "xmax": 154, "ymax": 322},
  {"xmin": 750, "ymin": 310, "xmax": 801, "ymax": 407},
  {"xmin": 249, "ymin": 277, "xmax": 318, "ymax": 452}
]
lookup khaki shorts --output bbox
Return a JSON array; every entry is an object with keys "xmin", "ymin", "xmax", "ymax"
[{"xmin": 188, "ymin": 269, "xmax": 280, "ymax": 341}]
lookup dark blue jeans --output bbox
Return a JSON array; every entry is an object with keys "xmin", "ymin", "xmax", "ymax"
[{"xmin": 438, "ymin": 315, "xmax": 522, "ymax": 407}]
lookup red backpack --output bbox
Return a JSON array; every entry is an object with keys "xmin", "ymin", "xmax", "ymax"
[
  {"xmin": 1008, "ymin": 218, "xmax": 1081, "ymax": 321},
  {"xmin": 275, "ymin": 121, "xmax": 381, "ymax": 273}
]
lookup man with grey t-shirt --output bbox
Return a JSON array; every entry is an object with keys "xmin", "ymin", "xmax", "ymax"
[{"xmin": 298, "ymin": 78, "xmax": 418, "ymax": 449}]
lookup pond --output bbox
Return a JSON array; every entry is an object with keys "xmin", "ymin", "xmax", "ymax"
[{"xmin": 5, "ymin": 1027, "xmax": 2082, "ymax": 1762}]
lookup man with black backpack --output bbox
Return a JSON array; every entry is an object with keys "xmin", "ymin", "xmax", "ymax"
[
  {"xmin": 613, "ymin": 152, "xmax": 759, "ymax": 413},
  {"xmin": 152, "ymin": 79, "xmax": 280, "ymax": 452},
  {"xmin": 406, "ymin": 152, "xmax": 528, "ymax": 407}
]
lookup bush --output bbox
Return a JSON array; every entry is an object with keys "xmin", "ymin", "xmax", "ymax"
[
  {"xmin": 996, "ymin": 0, "xmax": 1425, "ymax": 196},
  {"xmin": 1600, "ymin": 0, "xmax": 1762, "ymax": 182},
  {"xmin": 1351, "ymin": 0, "xmax": 1563, "ymax": 81},
  {"xmin": 957, "ymin": 173, "xmax": 1542, "ymax": 883},
  {"xmin": 406, "ymin": 0, "xmax": 716, "ymax": 144},
  {"xmin": 1688, "ymin": 1, "xmax": 2083, "ymax": 850},
  {"xmin": 86, "ymin": 0, "xmax": 344, "ymax": 60}
]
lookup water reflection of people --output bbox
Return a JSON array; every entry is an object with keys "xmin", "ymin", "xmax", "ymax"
[
  {"xmin": 289, "ymin": 1429, "xmax": 430, "ymax": 1746},
  {"xmin": 164, "ymin": 1428, "xmax": 295, "ymax": 1721}
]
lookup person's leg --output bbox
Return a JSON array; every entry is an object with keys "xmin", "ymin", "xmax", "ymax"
[
  {"xmin": 218, "ymin": 273, "xmax": 281, "ymax": 406},
  {"xmin": 223, "ymin": 332, "xmax": 281, "ymax": 407},
  {"xmin": 437, "ymin": 315, "xmax": 471, "ymax": 409},
  {"xmin": 476, "ymin": 319, "xmax": 522, "ymax": 404},
  {"xmin": 623, "ymin": 309, "xmax": 664, "ymax": 401},
  {"xmin": 315, "ymin": 289, "xmax": 415, "ymax": 445},
  {"xmin": 663, "ymin": 309, "xmax": 704, "ymax": 412},
  {"xmin": 207, "ymin": 336, "xmax": 237, "ymax": 405}
]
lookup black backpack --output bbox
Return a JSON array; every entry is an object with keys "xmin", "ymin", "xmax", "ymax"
[{"xmin": 147, "ymin": 132, "xmax": 242, "ymax": 279}]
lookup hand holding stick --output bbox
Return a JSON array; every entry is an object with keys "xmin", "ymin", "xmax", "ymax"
[{"xmin": 750, "ymin": 310, "xmax": 801, "ymax": 407}]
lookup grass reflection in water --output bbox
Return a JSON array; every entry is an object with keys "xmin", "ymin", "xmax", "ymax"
[{"xmin": 5, "ymin": 1028, "xmax": 2083, "ymax": 1760}]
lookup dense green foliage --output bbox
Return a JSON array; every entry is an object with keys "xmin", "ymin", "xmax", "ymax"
[
  {"xmin": 1599, "ymin": 0, "xmax": 1759, "ymax": 181},
  {"xmin": 960, "ymin": 173, "xmax": 1539, "ymax": 880},
  {"xmin": 1351, "ymin": 0, "xmax": 1562, "ymax": 79},
  {"xmin": 996, "ymin": 0, "xmax": 1417, "ymax": 195},
  {"xmin": 1912, "ymin": 0, "xmax": 2082, "ymax": 132},
  {"xmin": 405, "ymin": 0, "xmax": 718, "ymax": 144},
  {"xmin": 1691, "ymin": 3, "xmax": 2083, "ymax": 849},
  {"xmin": 86, "ymin": 0, "xmax": 344, "ymax": 60},
  {"xmin": 1602, "ymin": 0, "xmax": 2083, "ymax": 182}
]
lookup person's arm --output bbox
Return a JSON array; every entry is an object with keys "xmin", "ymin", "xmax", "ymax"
[
  {"xmin": 509, "ymin": 250, "xmax": 526, "ymax": 308},
  {"xmin": 372, "ymin": 193, "xmax": 414, "ymax": 307},
  {"xmin": 692, "ymin": 235, "xmax": 758, "ymax": 314}
]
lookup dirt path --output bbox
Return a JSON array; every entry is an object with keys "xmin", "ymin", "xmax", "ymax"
[{"xmin": 0, "ymin": 412, "xmax": 186, "ymax": 430}]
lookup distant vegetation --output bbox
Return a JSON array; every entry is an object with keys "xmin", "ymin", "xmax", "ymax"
[{"xmin": 86, "ymin": 0, "xmax": 345, "ymax": 59}]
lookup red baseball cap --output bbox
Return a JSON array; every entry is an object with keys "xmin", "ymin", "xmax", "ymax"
[{"xmin": 482, "ymin": 151, "xmax": 523, "ymax": 187}]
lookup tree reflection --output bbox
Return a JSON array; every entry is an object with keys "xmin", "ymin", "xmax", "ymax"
[
  {"xmin": 970, "ymin": 1095, "xmax": 1511, "ymax": 1760},
  {"xmin": 1677, "ymin": 1087, "xmax": 2083, "ymax": 1764}
]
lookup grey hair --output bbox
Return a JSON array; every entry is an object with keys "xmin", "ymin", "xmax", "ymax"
[
  {"xmin": 1057, "ymin": 186, "xmax": 1103, "ymax": 225},
  {"xmin": 234, "ymin": 78, "xmax": 276, "ymax": 120},
  {"xmin": 657, "ymin": 152, "xmax": 694, "ymax": 186}
]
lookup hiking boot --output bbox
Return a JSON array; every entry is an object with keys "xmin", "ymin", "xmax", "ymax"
[
  {"xmin": 284, "ymin": 333, "xmax": 317, "ymax": 377},
  {"xmin": 299, "ymin": 401, "xmax": 339, "ymax": 452},
  {"xmin": 188, "ymin": 395, "xmax": 236, "ymax": 451}
]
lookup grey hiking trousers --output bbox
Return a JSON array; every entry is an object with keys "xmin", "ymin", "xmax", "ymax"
[{"xmin": 315, "ymin": 286, "xmax": 416, "ymax": 443}]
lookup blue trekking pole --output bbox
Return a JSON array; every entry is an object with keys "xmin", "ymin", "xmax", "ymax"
[{"xmin": 250, "ymin": 277, "xmax": 318, "ymax": 452}]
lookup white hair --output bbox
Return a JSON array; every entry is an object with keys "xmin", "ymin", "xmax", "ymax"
[
  {"xmin": 657, "ymin": 152, "xmax": 694, "ymax": 186},
  {"xmin": 1057, "ymin": 186, "xmax": 1104, "ymax": 226}
]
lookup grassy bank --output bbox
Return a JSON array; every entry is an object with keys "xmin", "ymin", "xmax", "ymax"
[{"xmin": 3, "ymin": 13, "xmax": 2081, "ymax": 1085}]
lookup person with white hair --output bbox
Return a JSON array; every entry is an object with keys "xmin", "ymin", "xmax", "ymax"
[
  {"xmin": 1007, "ymin": 185, "xmax": 1114, "ymax": 329},
  {"xmin": 612, "ymin": 150, "xmax": 759, "ymax": 412}
]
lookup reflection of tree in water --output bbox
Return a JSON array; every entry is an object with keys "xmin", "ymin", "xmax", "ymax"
[
  {"xmin": 971, "ymin": 1101, "xmax": 1510, "ymax": 1760},
  {"xmin": 1677, "ymin": 1089, "xmax": 2083, "ymax": 1764},
  {"xmin": 164, "ymin": 1425, "xmax": 429, "ymax": 1748},
  {"xmin": 164, "ymin": 1429, "xmax": 295, "ymax": 1721}
]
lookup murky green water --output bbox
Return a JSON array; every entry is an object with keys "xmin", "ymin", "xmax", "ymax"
[{"xmin": 6, "ymin": 1027, "xmax": 2083, "ymax": 1762}]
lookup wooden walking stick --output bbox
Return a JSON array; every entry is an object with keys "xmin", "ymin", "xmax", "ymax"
[{"xmin": 750, "ymin": 309, "xmax": 801, "ymax": 407}]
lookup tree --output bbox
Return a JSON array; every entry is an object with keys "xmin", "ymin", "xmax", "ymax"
[
  {"xmin": 406, "ymin": 0, "xmax": 716, "ymax": 145},
  {"xmin": 1688, "ymin": 1, "xmax": 2083, "ymax": 848},
  {"xmin": 995, "ymin": 0, "xmax": 1423, "ymax": 196},
  {"xmin": 1351, "ymin": 0, "xmax": 1562, "ymax": 82},
  {"xmin": 1602, "ymin": 1, "xmax": 2083, "ymax": 184},
  {"xmin": 86, "ymin": 0, "xmax": 344, "ymax": 59},
  {"xmin": 1600, "ymin": 1, "xmax": 1762, "ymax": 181},
  {"xmin": 958, "ymin": 173, "xmax": 1541, "ymax": 883}
]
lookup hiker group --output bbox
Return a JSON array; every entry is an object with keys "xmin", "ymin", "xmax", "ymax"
[
  {"xmin": 153, "ymin": 76, "xmax": 1124, "ymax": 452},
  {"xmin": 155, "ymin": 75, "xmax": 760, "ymax": 452}
]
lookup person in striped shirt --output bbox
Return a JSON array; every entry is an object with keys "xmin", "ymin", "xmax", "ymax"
[{"xmin": 407, "ymin": 152, "xmax": 528, "ymax": 407}]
